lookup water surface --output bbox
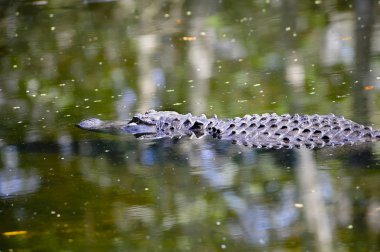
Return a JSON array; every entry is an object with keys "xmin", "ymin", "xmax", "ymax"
[{"xmin": 1, "ymin": 0, "xmax": 380, "ymax": 251}]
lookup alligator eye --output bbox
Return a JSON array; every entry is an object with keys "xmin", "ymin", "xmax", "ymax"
[
  {"xmin": 130, "ymin": 116, "xmax": 142, "ymax": 123},
  {"xmin": 130, "ymin": 116, "xmax": 155, "ymax": 125}
]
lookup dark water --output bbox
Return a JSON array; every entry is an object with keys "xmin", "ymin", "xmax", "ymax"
[{"xmin": 1, "ymin": 0, "xmax": 380, "ymax": 251}]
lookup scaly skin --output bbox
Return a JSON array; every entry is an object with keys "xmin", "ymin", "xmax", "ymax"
[{"xmin": 77, "ymin": 110, "xmax": 380, "ymax": 149}]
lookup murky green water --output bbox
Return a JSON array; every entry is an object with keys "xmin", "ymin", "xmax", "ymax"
[{"xmin": 1, "ymin": 0, "xmax": 380, "ymax": 251}]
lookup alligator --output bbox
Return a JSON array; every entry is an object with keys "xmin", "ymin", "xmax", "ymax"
[{"xmin": 76, "ymin": 110, "xmax": 380, "ymax": 149}]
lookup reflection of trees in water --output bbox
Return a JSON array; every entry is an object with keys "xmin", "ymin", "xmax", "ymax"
[
  {"xmin": 0, "ymin": 146, "xmax": 40, "ymax": 197},
  {"xmin": 352, "ymin": 0, "xmax": 376, "ymax": 124},
  {"xmin": 1, "ymin": 130, "xmax": 380, "ymax": 249},
  {"xmin": 75, "ymin": 137, "xmax": 380, "ymax": 249},
  {"xmin": 296, "ymin": 149, "xmax": 333, "ymax": 252},
  {"xmin": 1, "ymin": 0, "xmax": 380, "ymax": 250},
  {"xmin": 347, "ymin": 0, "xmax": 377, "ymax": 167},
  {"xmin": 75, "ymin": 137, "xmax": 302, "ymax": 247}
]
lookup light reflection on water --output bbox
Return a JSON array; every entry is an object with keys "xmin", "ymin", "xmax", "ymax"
[{"xmin": 0, "ymin": 146, "xmax": 40, "ymax": 198}]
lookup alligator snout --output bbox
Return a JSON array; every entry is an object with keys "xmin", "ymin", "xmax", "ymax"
[{"xmin": 76, "ymin": 118, "xmax": 104, "ymax": 130}]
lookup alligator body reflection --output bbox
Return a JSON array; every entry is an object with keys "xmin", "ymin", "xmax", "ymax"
[{"xmin": 77, "ymin": 110, "xmax": 380, "ymax": 149}]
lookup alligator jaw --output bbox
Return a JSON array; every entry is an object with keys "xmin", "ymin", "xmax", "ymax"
[{"xmin": 76, "ymin": 118, "xmax": 129, "ymax": 134}]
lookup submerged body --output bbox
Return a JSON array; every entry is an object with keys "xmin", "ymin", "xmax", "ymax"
[{"xmin": 76, "ymin": 110, "xmax": 380, "ymax": 149}]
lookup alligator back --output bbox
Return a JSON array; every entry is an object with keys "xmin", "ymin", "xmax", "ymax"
[{"xmin": 207, "ymin": 113, "xmax": 380, "ymax": 149}]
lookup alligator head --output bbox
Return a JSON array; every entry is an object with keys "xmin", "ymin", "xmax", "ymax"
[{"xmin": 76, "ymin": 110, "xmax": 182, "ymax": 138}]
